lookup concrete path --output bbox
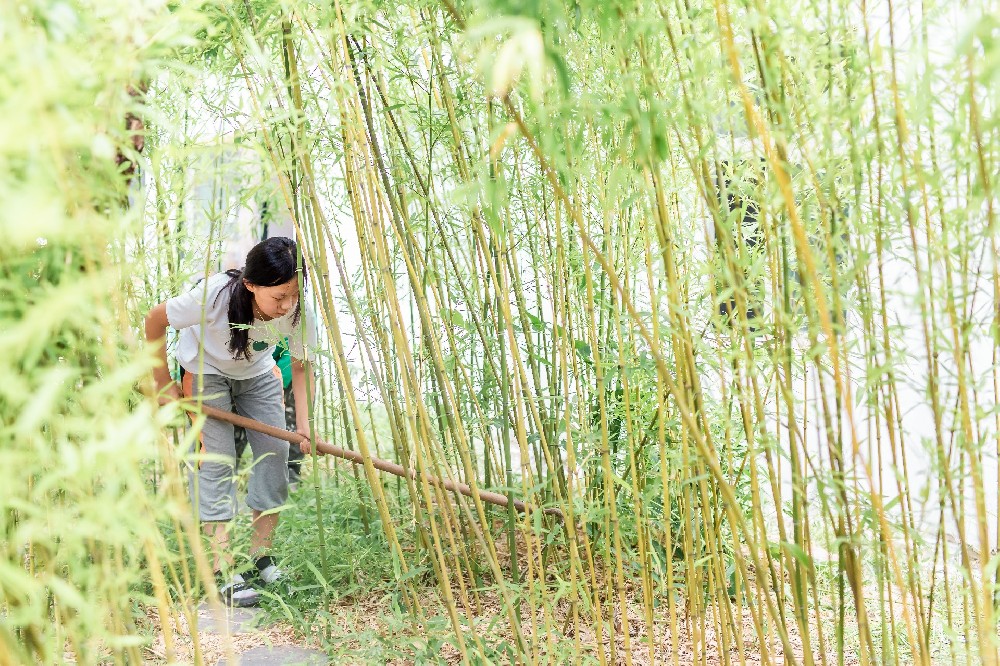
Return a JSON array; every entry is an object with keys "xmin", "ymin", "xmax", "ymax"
[
  {"xmin": 197, "ymin": 602, "xmax": 327, "ymax": 665},
  {"xmin": 215, "ymin": 646, "xmax": 327, "ymax": 665},
  {"xmin": 197, "ymin": 603, "xmax": 265, "ymax": 635}
]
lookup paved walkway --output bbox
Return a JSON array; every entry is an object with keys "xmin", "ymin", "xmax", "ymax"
[
  {"xmin": 196, "ymin": 602, "xmax": 327, "ymax": 665},
  {"xmin": 214, "ymin": 646, "xmax": 327, "ymax": 666}
]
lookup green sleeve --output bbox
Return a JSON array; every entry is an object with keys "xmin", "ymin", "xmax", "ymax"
[{"xmin": 273, "ymin": 340, "xmax": 293, "ymax": 389}]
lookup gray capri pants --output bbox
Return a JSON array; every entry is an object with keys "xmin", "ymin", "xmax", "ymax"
[{"xmin": 183, "ymin": 368, "xmax": 289, "ymax": 522}]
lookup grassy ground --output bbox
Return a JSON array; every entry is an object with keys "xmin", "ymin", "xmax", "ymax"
[
  {"xmin": 134, "ymin": 406, "xmax": 975, "ymax": 664},
  {"xmin": 139, "ymin": 455, "xmax": 878, "ymax": 665}
]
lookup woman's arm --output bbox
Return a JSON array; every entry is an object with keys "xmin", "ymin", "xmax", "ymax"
[
  {"xmin": 290, "ymin": 358, "xmax": 315, "ymax": 453},
  {"xmin": 144, "ymin": 301, "xmax": 179, "ymax": 402}
]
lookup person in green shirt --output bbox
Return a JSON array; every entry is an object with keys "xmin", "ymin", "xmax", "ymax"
[
  {"xmin": 234, "ymin": 339, "xmax": 303, "ymax": 484},
  {"xmin": 274, "ymin": 340, "xmax": 305, "ymax": 484}
]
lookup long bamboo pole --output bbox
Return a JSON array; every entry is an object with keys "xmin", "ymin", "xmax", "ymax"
[{"xmin": 194, "ymin": 403, "xmax": 564, "ymax": 520}]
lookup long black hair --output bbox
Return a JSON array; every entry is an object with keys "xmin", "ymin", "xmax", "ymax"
[{"xmin": 217, "ymin": 236, "xmax": 306, "ymax": 360}]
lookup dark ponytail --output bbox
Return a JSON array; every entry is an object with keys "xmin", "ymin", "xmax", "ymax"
[{"xmin": 217, "ymin": 237, "xmax": 306, "ymax": 360}]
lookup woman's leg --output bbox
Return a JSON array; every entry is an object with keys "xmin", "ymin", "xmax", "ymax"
[
  {"xmin": 182, "ymin": 372, "xmax": 240, "ymax": 572},
  {"xmin": 232, "ymin": 368, "xmax": 289, "ymax": 561},
  {"xmin": 250, "ymin": 509, "xmax": 279, "ymax": 557}
]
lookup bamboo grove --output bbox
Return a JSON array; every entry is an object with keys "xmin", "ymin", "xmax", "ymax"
[{"xmin": 3, "ymin": 0, "xmax": 1000, "ymax": 663}]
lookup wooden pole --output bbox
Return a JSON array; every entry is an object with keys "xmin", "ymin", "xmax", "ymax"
[{"xmin": 197, "ymin": 404, "xmax": 563, "ymax": 520}]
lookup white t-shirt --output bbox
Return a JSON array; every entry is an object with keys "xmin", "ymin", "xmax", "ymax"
[{"xmin": 166, "ymin": 273, "xmax": 317, "ymax": 380}]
